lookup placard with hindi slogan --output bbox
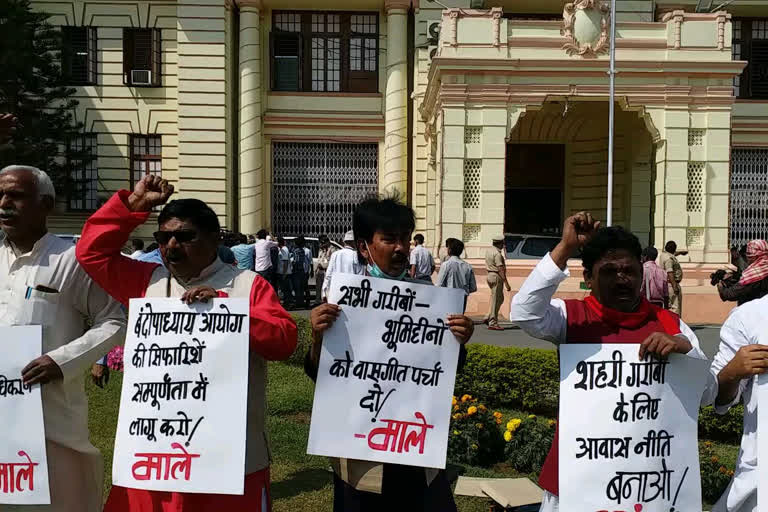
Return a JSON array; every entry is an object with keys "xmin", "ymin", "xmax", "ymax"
[
  {"xmin": 559, "ymin": 344, "xmax": 709, "ymax": 512},
  {"xmin": 307, "ymin": 274, "xmax": 465, "ymax": 469},
  {"xmin": 113, "ymin": 298, "xmax": 249, "ymax": 494},
  {"xmin": 0, "ymin": 325, "xmax": 50, "ymax": 504}
]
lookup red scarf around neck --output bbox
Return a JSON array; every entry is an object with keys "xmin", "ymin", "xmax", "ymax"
[{"xmin": 583, "ymin": 295, "xmax": 681, "ymax": 335}]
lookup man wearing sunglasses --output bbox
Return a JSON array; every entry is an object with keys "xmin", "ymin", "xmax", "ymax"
[{"xmin": 75, "ymin": 174, "xmax": 298, "ymax": 512}]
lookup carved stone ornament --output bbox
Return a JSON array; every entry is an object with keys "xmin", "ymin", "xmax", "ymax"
[{"xmin": 561, "ymin": 0, "xmax": 611, "ymax": 58}]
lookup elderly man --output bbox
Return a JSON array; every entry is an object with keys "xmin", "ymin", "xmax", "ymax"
[
  {"xmin": 0, "ymin": 165, "xmax": 126, "ymax": 512},
  {"xmin": 76, "ymin": 174, "xmax": 297, "ymax": 511}
]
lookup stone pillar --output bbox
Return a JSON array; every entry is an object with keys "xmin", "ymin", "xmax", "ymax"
[
  {"xmin": 238, "ymin": 2, "xmax": 263, "ymax": 234},
  {"xmin": 382, "ymin": 1, "xmax": 409, "ymax": 196}
]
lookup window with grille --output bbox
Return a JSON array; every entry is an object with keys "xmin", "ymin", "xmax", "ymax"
[
  {"xmin": 272, "ymin": 142, "xmax": 378, "ymax": 241},
  {"xmin": 732, "ymin": 19, "xmax": 768, "ymax": 99},
  {"xmin": 462, "ymin": 224, "xmax": 481, "ymax": 242},
  {"xmin": 731, "ymin": 148, "xmax": 768, "ymax": 247},
  {"xmin": 271, "ymin": 11, "xmax": 379, "ymax": 93},
  {"xmin": 688, "ymin": 129, "xmax": 704, "ymax": 147},
  {"xmin": 464, "ymin": 127, "xmax": 482, "ymax": 145},
  {"xmin": 463, "ymin": 159, "xmax": 481, "ymax": 209},
  {"xmin": 687, "ymin": 162, "xmax": 704, "ymax": 213},
  {"xmin": 67, "ymin": 134, "xmax": 98, "ymax": 211},
  {"xmin": 123, "ymin": 28, "xmax": 162, "ymax": 87},
  {"xmin": 130, "ymin": 135, "xmax": 162, "ymax": 189},
  {"xmin": 62, "ymin": 27, "xmax": 97, "ymax": 85}
]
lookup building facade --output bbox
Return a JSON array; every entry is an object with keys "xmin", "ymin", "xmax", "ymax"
[{"xmin": 28, "ymin": 0, "xmax": 768, "ymax": 267}]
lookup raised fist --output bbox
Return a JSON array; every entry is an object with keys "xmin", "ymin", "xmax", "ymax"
[
  {"xmin": 128, "ymin": 173, "xmax": 174, "ymax": 212},
  {"xmin": 561, "ymin": 212, "xmax": 600, "ymax": 252}
]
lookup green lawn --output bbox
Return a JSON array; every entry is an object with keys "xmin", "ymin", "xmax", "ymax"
[{"xmin": 86, "ymin": 362, "xmax": 740, "ymax": 511}]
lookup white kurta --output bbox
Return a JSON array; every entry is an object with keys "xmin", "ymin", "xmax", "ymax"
[
  {"xmin": 321, "ymin": 247, "xmax": 365, "ymax": 298},
  {"xmin": 707, "ymin": 296, "xmax": 767, "ymax": 512},
  {"xmin": 0, "ymin": 233, "xmax": 126, "ymax": 512},
  {"xmin": 509, "ymin": 254, "xmax": 718, "ymax": 512}
]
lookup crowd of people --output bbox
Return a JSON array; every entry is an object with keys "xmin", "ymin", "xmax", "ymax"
[{"xmin": 2, "ymin": 133, "xmax": 768, "ymax": 512}]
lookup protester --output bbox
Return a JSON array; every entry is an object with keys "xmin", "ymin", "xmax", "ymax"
[
  {"xmin": 254, "ymin": 229, "xmax": 277, "ymax": 283},
  {"xmin": 76, "ymin": 173, "xmax": 297, "ymax": 511},
  {"xmin": 315, "ymin": 234, "xmax": 335, "ymax": 305},
  {"xmin": 307, "ymin": 195, "xmax": 474, "ymax": 512},
  {"xmin": 277, "ymin": 236, "xmax": 293, "ymax": 305},
  {"xmin": 291, "ymin": 236, "xmax": 312, "ymax": 309},
  {"xmin": 510, "ymin": 213, "xmax": 714, "ymax": 512},
  {"xmin": 484, "ymin": 235, "xmax": 511, "ymax": 330},
  {"xmin": 322, "ymin": 230, "xmax": 365, "ymax": 299},
  {"xmin": 437, "ymin": 238, "xmax": 477, "ymax": 303},
  {"xmin": 718, "ymin": 239, "xmax": 768, "ymax": 306},
  {"xmin": 661, "ymin": 240, "xmax": 684, "ymax": 315},
  {"xmin": 136, "ymin": 242, "xmax": 163, "ymax": 265},
  {"xmin": 0, "ymin": 165, "xmax": 126, "ymax": 511},
  {"xmin": 707, "ymin": 293, "xmax": 768, "ymax": 512},
  {"xmin": 409, "ymin": 233, "xmax": 435, "ymax": 282},
  {"xmin": 232, "ymin": 233, "xmax": 255, "ymax": 271},
  {"xmin": 640, "ymin": 246, "xmax": 669, "ymax": 309},
  {"xmin": 731, "ymin": 246, "xmax": 748, "ymax": 273},
  {"xmin": 128, "ymin": 238, "xmax": 144, "ymax": 258}
]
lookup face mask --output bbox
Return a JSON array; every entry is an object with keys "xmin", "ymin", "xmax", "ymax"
[{"xmin": 365, "ymin": 241, "xmax": 408, "ymax": 281}]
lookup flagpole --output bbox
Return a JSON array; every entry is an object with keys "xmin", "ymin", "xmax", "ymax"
[{"xmin": 607, "ymin": 0, "xmax": 617, "ymax": 226}]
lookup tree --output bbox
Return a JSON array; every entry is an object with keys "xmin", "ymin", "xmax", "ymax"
[{"xmin": 0, "ymin": 0, "xmax": 83, "ymax": 191}]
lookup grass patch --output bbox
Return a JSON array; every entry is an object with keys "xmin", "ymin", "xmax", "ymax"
[{"xmin": 86, "ymin": 363, "xmax": 741, "ymax": 511}]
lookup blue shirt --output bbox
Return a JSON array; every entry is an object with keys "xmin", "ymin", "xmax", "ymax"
[
  {"xmin": 137, "ymin": 249, "xmax": 164, "ymax": 266},
  {"xmin": 231, "ymin": 244, "xmax": 255, "ymax": 271}
]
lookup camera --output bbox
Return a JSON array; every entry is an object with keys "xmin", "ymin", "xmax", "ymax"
[{"xmin": 710, "ymin": 269, "xmax": 740, "ymax": 287}]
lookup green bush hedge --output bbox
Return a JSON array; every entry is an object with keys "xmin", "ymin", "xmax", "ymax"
[
  {"xmin": 454, "ymin": 345, "xmax": 559, "ymax": 414},
  {"xmin": 454, "ymin": 344, "xmax": 744, "ymax": 442}
]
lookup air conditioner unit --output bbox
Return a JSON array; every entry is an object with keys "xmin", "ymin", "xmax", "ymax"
[
  {"xmin": 428, "ymin": 46, "xmax": 438, "ymax": 61},
  {"xmin": 131, "ymin": 69, "xmax": 152, "ymax": 85},
  {"xmin": 427, "ymin": 21, "xmax": 441, "ymax": 45}
]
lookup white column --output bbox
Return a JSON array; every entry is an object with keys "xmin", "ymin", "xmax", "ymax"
[
  {"xmin": 382, "ymin": 1, "xmax": 409, "ymax": 196},
  {"xmin": 238, "ymin": 4, "xmax": 263, "ymax": 234}
]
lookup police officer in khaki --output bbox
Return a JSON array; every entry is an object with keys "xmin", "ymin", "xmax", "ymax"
[
  {"xmin": 660, "ymin": 240, "xmax": 685, "ymax": 315},
  {"xmin": 484, "ymin": 235, "xmax": 511, "ymax": 330}
]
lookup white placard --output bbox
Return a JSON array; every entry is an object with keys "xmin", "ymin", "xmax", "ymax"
[
  {"xmin": 307, "ymin": 274, "xmax": 465, "ymax": 469},
  {"xmin": 559, "ymin": 344, "xmax": 708, "ymax": 512},
  {"xmin": 758, "ymin": 373, "xmax": 768, "ymax": 512},
  {"xmin": 0, "ymin": 326, "xmax": 50, "ymax": 504},
  {"xmin": 113, "ymin": 298, "xmax": 249, "ymax": 494}
]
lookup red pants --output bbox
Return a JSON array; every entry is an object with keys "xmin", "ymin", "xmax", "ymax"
[{"xmin": 104, "ymin": 468, "xmax": 271, "ymax": 512}]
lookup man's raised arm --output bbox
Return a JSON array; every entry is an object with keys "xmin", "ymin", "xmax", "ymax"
[{"xmin": 76, "ymin": 176, "xmax": 174, "ymax": 306}]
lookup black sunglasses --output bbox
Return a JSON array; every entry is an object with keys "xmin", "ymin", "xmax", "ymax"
[{"xmin": 153, "ymin": 230, "xmax": 198, "ymax": 245}]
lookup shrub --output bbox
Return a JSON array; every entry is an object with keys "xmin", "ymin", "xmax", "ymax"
[
  {"xmin": 286, "ymin": 315, "xmax": 313, "ymax": 366},
  {"xmin": 699, "ymin": 441, "xmax": 734, "ymax": 504},
  {"xmin": 447, "ymin": 395, "xmax": 505, "ymax": 467},
  {"xmin": 454, "ymin": 345, "xmax": 559, "ymax": 414},
  {"xmin": 699, "ymin": 405, "xmax": 744, "ymax": 443},
  {"xmin": 504, "ymin": 415, "xmax": 556, "ymax": 475},
  {"xmin": 454, "ymin": 345, "xmax": 745, "ymax": 441}
]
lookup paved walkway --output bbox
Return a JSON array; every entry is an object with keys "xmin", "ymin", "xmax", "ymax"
[{"xmin": 290, "ymin": 308, "xmax": 723, "ymax": 359}]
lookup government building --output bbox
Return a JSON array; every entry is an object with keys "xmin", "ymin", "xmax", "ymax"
[{"xmin": 29, "ymin": 0, "xmax": 768, "ymax": 322}]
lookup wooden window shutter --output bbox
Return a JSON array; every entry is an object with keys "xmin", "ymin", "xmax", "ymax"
[
  {"xmin": 271, "ymin": 32, "xmax": 302, "ymax": 91},
  {"xmin": 751, "ymin": 40, "xmax": 768, "ymax": 99},
  {"xmin": 122, "ymin": 29, "xmax": 134, "ymax": 84},
  {"xmin": 151, "ymin": 29, "xmax": 162, "ymax": 86}
]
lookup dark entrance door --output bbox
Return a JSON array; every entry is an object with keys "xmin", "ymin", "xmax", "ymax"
[{"xmin": 505, "ymin": 143, "xmax": 565, "ymax": 235}]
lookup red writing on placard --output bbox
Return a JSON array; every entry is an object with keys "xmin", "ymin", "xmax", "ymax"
[
  {"xmin": 0, "ymin": 450, "xmax": 38, "ymax": 494},
  {"xmin": 598, "ymin": 504, "xmax": 645, "ymax": 512},
  {"xmin": 356, "ymin": 411, "xmax": 434, "ymax": 454},
  {"xmin": 132, "ymin": 442, "xmax": 200, "ymax": 482}
]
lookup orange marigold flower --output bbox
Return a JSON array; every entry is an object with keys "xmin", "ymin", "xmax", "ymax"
[
  {"xmin": 461, "ymin": 394, "xmax": 471, "ymax": 402},
  {"xmin": 467, "ymin": 406, "xmax": 478, "ymax": 416},
  {"xmin": 453, "ymin": 413, "xmax": 462, "ymax": 420},
  {"xmin": 718, "ymin": 466, "xmax": 728, "ymax": 474},
  {"xmin": 711, "ymin": 456, "xmax": 719, "ymax": 464},
  {"xmin": 493, "ymin": 411, "xmax": 503, "ymax": 419}
]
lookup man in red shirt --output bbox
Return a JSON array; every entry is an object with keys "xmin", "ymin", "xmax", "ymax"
[{"xmin": 76, "ymin": 174, "xmax": 297, "ymax": 512}]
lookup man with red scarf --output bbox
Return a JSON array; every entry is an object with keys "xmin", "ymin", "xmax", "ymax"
[
  {"xmin": 75, "ymin": 174, "xmax": 298, "ymax": 511},
  {"xmin": 510, "ymin": 212, "xmax": 713, "ymax": 512}
]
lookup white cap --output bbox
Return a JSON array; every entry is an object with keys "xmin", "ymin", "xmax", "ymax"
[
  {"xmin": 344, "ymin": 230, "xmax": 355, "ymax": 242},
  {"xmin": 266, "ymin": 235, "xmax": 273, "ymax": 241}
]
